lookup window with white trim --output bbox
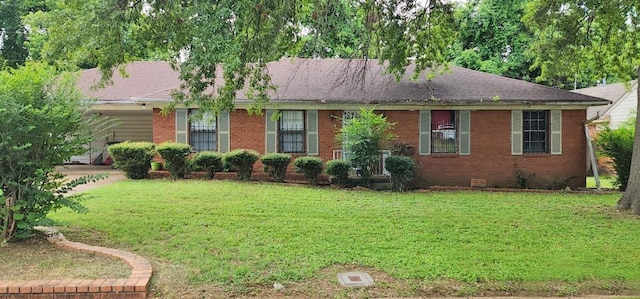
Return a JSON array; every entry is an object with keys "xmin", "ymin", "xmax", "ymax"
[{"xmin": 523, "ymin": 110, "xmax": 548, "ymax": 153}]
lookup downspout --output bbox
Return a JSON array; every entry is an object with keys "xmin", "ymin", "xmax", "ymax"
[{"xmin": 585, "ymin": 115, "xmax": 601, "ymax": 191}]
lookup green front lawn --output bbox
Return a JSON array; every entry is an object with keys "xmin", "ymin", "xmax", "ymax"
[
  {"xmin": 587, "ymin": 176, "xmax": 618, "ymax": 189},
  {"xmin": 51, "ymin": 180, "xmax": 639, "ymax": 297}
]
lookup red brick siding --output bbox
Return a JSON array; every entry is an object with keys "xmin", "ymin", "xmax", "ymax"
[
  {"xmin": 318, "ymin": 110, "xmax": 342, "ymax": 161},
  {"xmin": 152, "ymin": 108, "xmax": 175, "ymax": 144},
  {"xmin": 150, "ymin": 108, "xmax": 588, "ymax": 188},
  {"xmin": 229, "ymin": 110, "xmax": 265, "ymax": 152},
  {"xmin": 228, "ymin": 111, "xmax": 265, "ymax": 171},
  {"xmin": 386, "ymin": 110, "xmax": 587, "ymax": 189}
]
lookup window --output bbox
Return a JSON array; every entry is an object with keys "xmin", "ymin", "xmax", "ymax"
[
  {"xmin": 419, "ymin": 110, "xmax": 470, "ymax": 156},
  {"xmin": 279, "ymin": 110, "xmax": 305, "ymax": 153},
  {"xmin": 189, "ymin": 110, "xmax": 217, "ymax": 152},
  {"xmin": 523, "ymin": 110, "xmax": 548, "ymax": 153},
  {"xmin": 431, "ymin": 110, "xmax": 457, "ymax": 153}
]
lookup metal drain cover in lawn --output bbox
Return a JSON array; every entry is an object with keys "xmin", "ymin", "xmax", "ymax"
[{"xmin": 337, "ymin": 272, "xmax": 374, "ymax": 287}]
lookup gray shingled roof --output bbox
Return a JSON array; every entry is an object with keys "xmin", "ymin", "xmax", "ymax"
[{"xmin": 77, "ymin": 58, "xmax": 609, "ymax": 107}]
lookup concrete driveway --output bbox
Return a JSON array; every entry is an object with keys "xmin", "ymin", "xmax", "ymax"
[{"xmin": 55, "ymin": 165, "xmax": 126, "ymax": 194}]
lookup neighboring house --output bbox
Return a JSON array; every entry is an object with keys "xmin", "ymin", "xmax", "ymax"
[
  {"xmin": 573, "ymin": 80, "xmax": 638, "ymax": 130},
  {"xmin": 77, "ymin": 59, "xmax": 609, "ymax": 189},
  {"xmin": 572, "ymin": 80, "xmax": 638, "ymax": 176}
]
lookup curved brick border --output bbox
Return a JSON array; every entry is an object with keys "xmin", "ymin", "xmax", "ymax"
[{"xmin": 0, "ymin": 227, "xmax": 151, "ymax": 299}]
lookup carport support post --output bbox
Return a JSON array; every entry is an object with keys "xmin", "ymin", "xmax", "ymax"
[{"xmin": 584, "ymin": 125, "xmax": 601, "ymax": 191}]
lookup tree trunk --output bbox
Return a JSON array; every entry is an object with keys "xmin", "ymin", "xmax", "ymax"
[
  {"xmin": 2, "ymin": 189, "xmax": 17, "ymax": 242},
  {"xmin": 617, "ymin": 68, "xmax": 640, "ymax": 214}
]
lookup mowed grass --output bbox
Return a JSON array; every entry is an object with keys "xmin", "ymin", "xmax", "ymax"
[
  {"xmin": 587, "ymin": 176, "xmax": 618, "ymax": 189},
  {"xmin": 50, "ymin": 180, "xmax": 640, "ymax": 296}
]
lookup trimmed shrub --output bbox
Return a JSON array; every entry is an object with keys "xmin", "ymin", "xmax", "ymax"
[
  {"xmin": 222, "ymin": 160, "xmax": 236, "ymax": 172},
  {"xmin": 385, "ymin": 155, "xmax": 415, "ymax": 192},
  {"xmin": 294, "ymin": 156, "xmax": 324, "ymax": 185},
  {"xmin": 191, "ymin": 151, "xmax": 224, "ymax": 179},
  {"xmin": 108, "ymin": 142, "xmax": 156, "ymax": 179},
  {"xmin": 157, "ymin": 142, "xmax": 192, "ymax": 179},
  {"xmin": 261, "ymin": 153, "xmax": 292, "ymax": 182},
  {"xmin": 224, "ymin": 149, "xmax": 260, "ymax": 180},
  {"xmin": 325, "ymin": 159, "xmax": 351, "ymax": 186}
]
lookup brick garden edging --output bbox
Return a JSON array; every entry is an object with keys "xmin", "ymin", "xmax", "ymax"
[{"xmin": 0, "ymin": 227, "xmax": 151, "ymax": 299}]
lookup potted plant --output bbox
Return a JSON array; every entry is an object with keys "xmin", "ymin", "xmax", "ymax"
[{"xmin": 150, "ymin": 161, "xmax": 163, "ymax": 171}]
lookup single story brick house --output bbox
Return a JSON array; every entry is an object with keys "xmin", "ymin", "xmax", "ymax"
[{"xmin": 77, "ymin": 58, "xmax": 609, "ymax": 188}]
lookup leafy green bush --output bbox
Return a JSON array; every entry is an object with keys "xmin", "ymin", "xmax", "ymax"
[
  {"xmin": 337, "ymin": 108, "xmax": 396, "ymax": 187},
  {"xmin": 108, "ymin": 142, "xmax": 157, "ymax": 179},
  {"xmin": 157, "ymin": 142, "xmax": 192, "ymax": 179},
  {"xmin": 0, "ymin": 63, "xmax": 108, "ymax": 242},
  {"xmin": 325, "ymin": 159, "xmax": 351, "ymax": 186},
  {"xmin": 191, "ymin": 151, "xmax": 224, "ymax": 179},
  {"xmin": 261, "ymin": 153, "xmax": 292, "ymax": 182},
  {"xmin": 224, "ymin": 149, "xmax": 260, "ymax": 180},
  {"xmin": 294, "ymin": 156, "xmax": 324, "ymax": 185},
  {"xmin": 596, "ymin": 124, "xmax": 634, "ymax": 190},
  {"xmin": 385, "ymin": 155, "xmax": 415, "ymax": 192}
]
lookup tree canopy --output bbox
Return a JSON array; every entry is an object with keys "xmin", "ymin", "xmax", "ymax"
[
  {"xmin": 524, "ymin": 0, "xmax": 640, "ymax": 213},
  {"xmin": 0, "ymin": 0, "xmax": 53, "ymax": 69},
  {"xmin": 41, "ymin": 0, "xmax": 458, "ymax": 114},
  {"xmin": 524, "ymin": 0, "xmax": 639, "ymax": 86},
  {"xmin": 453, "ymin": 0, "xmax": 537, "ymax": 81}
]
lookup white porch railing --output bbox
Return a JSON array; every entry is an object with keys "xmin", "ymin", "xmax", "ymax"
[{"xmin": 332, "ymin": 150, "xmax": 390, "ymax": 176}]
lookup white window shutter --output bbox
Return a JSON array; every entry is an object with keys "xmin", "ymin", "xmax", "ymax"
[
  {"xmin": 306, "ymin": 110, "xmax": 319, "ymax": 155},
  {"xmin": 511, "ymin": 110, "xmax": 523, "ymax": 155},
  {"xmin": 419, "ymin": 110, "xmax": 431, "ymax": 155},
  {"xmin": 265, "ymin": 109, "xmax": 277, "ymax": 153},
  {"xmin": 550, "ymin": 110, "xmax": 562, "ymax": 155},
  {"xmin": 459, "ymin": 110, "xmax": 471, "ymax": 155},
  {"xmin": 175, "ymin": 109, "xmax": 188, "ymax": 144},
  {"xmin": 218, "ymin": 110, "xmax": 230, "ymax": 153}
]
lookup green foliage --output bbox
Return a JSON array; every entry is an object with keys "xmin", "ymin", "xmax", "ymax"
[
  {"xmin": 452, "ymin": 0, "xmax": 541, "ymax": 83},
  {"xmin": 297, "ymin": 0, "xmax": 366, "ymax": 59},
  {"xmin": 524, "ymin": 1, "xmax": 639, "ymax": 87},
  {"xmin": 337, "ymin": 108, "xmax": 396, "ymax": 186},
  {"xmin": 384, "ymin": 155, "xmax": 415, "ymax": 192},
  {"xmin": 0, "ymin": 0, "xmax": 54, "ymax": 69},
  {"xmin": 0, "ymin": 62, "xmax": 101, "ymax": 242},
  {"xmin": 595, "ymin": 126, "xmax": 634, "ymax": 191},
  {"xmin": 108, "ymin": 142, "xmax": 157, "ymax": 180},
  {"xmin": 325, "ymin": 160, "xmax": 351, "ymax": 187},
  {"xmin": 0, "ymin": 0, "xmax": 28, "ymax": 68},
  {"xmin": 191, "ymin": 151, "xmax": 224, "ymax": 180},
  {"xmin": 157, "ymin": 142, "xmax": 192, "ymax": 179},
  {"xmin": 293, "ymin": 156, "xmax": 324, "ymax": 185},
  {"xmin": 261, "ymin": 153, "xmax": 292, "ymax": 183},
  {"xmin": 224, "ymin": 149, "xmax": 260, "ymax": 181},
  {"xmin": 43, "ymin": 0, "xmax": 457, "ymax": 113}
]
